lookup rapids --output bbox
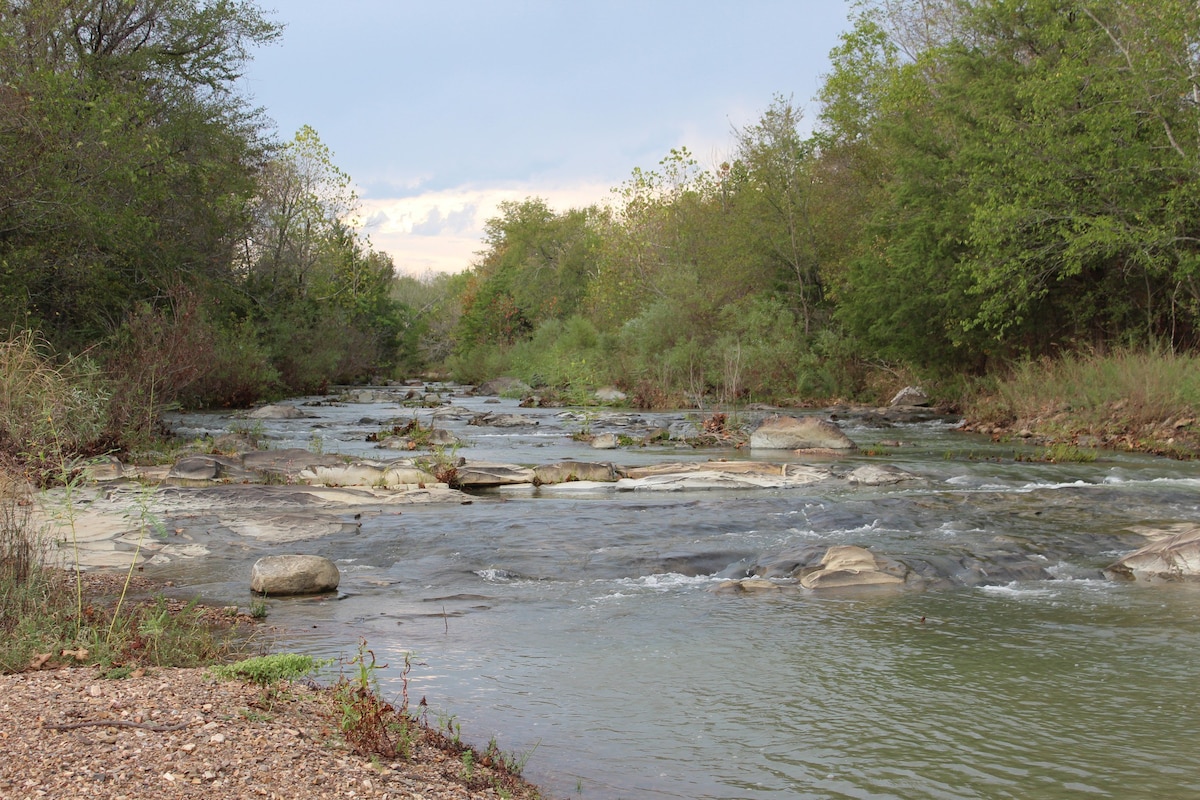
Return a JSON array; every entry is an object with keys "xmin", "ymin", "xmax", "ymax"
[{"xmin": 159, "ymin": 388, "xmax": 1200, "ymax": 799}]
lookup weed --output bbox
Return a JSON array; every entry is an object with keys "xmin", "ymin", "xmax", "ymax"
[
  {"xmin": 1018, "ymin": 444, "xmax": 1099, "ymax": 464},
  {"xmin": 249, "ymin": 595, "xmax": 269, "ymax": 619},
  {"xmin": 228, "ymin": 420, "xmax": 267, "ymax": 450},
  {"xmin": 212, "ymin": 652, "xmax": 330, "ymax": 707},
  {"xmin": 333, "ymin": 639, "xmax": 418, "ymax": 760},
  {"xmin": 417, "ymin": 444, "xmax": 462, "ymax": 487},
  {"xmin": 211, "ymin": 652, "xmax": 329, "ymax": 686}
]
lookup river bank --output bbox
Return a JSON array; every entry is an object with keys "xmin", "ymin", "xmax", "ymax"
[
  {"xmin": 0, "ymin": 569, "xmax": 548, "ymax": 799},
  {"xmin": 0, "ymin": 663, "xmax": 547, "ymax": 799}
]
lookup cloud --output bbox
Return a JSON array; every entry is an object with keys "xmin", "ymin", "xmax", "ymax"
[{"xmin": 354, "ymin": 180, "xmax": 613, "ymax": 276}]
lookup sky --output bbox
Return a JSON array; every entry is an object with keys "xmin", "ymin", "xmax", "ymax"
[{"xmin": 240, "ymin": 1, "xmax": 855, "ymax": 276}]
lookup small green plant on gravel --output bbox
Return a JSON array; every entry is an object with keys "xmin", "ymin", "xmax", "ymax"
[
  {"xmin": 484, "ymin": 735, "xmax": 541, "ymax": 777},
  {"xmin": 212, "ymin": 652, "xmax": 331, "ymax": 707},
  {"xmin": 334, "ymin": 639, "xmax": 419, "ymax": 760},
  {"xmin": 570, "ymin": 410, "xmax": 599, "ymax": 441}
]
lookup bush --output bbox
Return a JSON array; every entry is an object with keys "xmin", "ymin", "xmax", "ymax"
[
  {"xmin": 0, "ymin": 330, "xmax": 110, "ymax": 477},
  {"xmin": 179, "ymin": 319, "xmax": 279, "ymax": 408}
]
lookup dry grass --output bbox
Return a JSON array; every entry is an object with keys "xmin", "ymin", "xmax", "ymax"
[{"xmin": 967, "ymin": 348, "xmax": 1200, "ymax": 455}]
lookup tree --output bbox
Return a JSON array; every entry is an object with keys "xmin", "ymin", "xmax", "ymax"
[
  {"xmin": 0, "ymin": 0, "xmax": 280, "ymax": 347},
  {"xmin": 456, "ymin": 198, "xmax": 603, "ymax": 349},
  {"xmin": 732, "ymin": 95, "xmax": 826, "ymax": 331}
]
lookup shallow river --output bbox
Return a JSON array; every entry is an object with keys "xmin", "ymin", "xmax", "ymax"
[{"xmin": 162, "ymin": 390, "xmax": 1200, "ymax": 799}]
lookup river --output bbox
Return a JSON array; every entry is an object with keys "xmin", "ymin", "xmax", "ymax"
[{"xmin": 162, "ymin": 387, "xmax": 1200, "ymax": 799}]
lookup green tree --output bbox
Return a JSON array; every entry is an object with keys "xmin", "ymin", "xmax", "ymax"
[{"xmin": 0, "ymin": 0, "xmax": 280, "ymax": 347}]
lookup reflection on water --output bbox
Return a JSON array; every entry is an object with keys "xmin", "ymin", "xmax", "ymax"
[{"xmin": 159, "ymin": 393, "xmax": 1200, "ymax": 799}]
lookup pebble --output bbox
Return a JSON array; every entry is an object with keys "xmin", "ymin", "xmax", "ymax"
[{"xmin": 210, "ymin": 733, "xmax": 226, "ymax": 744}]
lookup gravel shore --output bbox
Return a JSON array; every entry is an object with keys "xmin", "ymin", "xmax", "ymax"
[{"xmin": 0, "ymin": 665, "xmax": 546, "ymax": 799}]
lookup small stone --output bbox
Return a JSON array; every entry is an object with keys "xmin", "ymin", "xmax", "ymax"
[
  {"xmin": 209, "ymin": 733, "xmax": 226, "ymax": 744},
  {"xmin": 180, "ymin": 743, "xmax": 196, "ymax": 752}
]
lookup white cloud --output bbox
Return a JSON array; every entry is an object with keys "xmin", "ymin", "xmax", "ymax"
[{"xmin": 355, "ymin": 181, "xmax": 614, "ymax": 276}]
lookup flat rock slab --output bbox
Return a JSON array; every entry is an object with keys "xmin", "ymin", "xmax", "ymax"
[
  {"xmin": 615, "ymin": 469, "xmax": 830, "ymax": 492},
  {"xmin": 533, "ymin": 461, "xmax": 619, "ymax": 484},
  {"xmin": 455, "ymin": 462, "xmax": 537, "ymax": 488},
  {"xmin": 298, "ymin": 463, "xmax": 438, "ymax": 488},
  {"xmin": 223, "ymin": 514, "xmax": 357, "ymax": 543}
]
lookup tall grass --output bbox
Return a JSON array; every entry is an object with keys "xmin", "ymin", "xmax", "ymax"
[
  {"xmin": 0, "ymin": 329, "xmax": 253, "ymax": 674},
  {"xmin": 975, "ymin": 348, "xmax": 1200, "ymax": 433},
  {"xmin": 0, "ymin": 330, "xmax": 110, "ymax": 481}
]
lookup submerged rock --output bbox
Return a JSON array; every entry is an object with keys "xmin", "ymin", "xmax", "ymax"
[
  {"xmin": 750, "ymin": 415, "xmax": 857, "ymax": 451},
  {"xmin": 251, "ymin": 554, "xmax": 339, "ymax": 595},
  {"xmin": 1105, "ymin": 525, "xmax": 1200, "ymax": 582},
  {"xmin": 845, "ymin": 464, "xmax": 918, "ymax": 486},
  {"xmin": 712, "ymin": 577, "xmax": 786, "ymax": 595},
  {"xmin": 468, "ymin": 412, "xmax": 541, "ymax": 428},
  {"xmin": 797, "ymin": 545, "xmax": 907, "ymax": 590}
]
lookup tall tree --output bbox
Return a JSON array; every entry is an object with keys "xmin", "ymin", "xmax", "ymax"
[{"xmin": 0, "ymin": 0, "xmax": 280, "ymax": 346}]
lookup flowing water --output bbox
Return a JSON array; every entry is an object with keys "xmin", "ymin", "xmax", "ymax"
[{"xmin": 161, "ymin": 390, "xmax": 1200, "ymax": 799}]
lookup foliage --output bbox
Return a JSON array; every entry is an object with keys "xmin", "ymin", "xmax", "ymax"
[
  {"xmin": 977, "ymin": 348, "xmax": 1200, "ymax": 434},
  {"xmin": 0, "ymin": 0, "xmax": 280, "ymax": 350},
  {"xmin": 211, "ymin": 652, "xmax": 328, "ymax": 688},
  {"xmin": 333, "ymin": 640, "xmax": 418, "ymax": 759},
  {"xmin": 0, "ymin": 330, "xmax": 110, "ymax": 479}
]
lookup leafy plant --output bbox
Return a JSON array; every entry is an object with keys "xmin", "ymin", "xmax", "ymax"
[{"xmin": 333, "ymin": 639, "xmax": 418, "ymax": 759}]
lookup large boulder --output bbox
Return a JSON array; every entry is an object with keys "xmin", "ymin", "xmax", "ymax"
[
  {"xmin": 594, "ymin": 386, "xmax": 627, "ymax": 403},
  {"xmin": 251, "ymin": 554, "xmax": 339, "ymax": 595},
  {"xmin": 889, "ymin": 386, "xmax": 930, "ymax": 407},
  {"xmin": 590, "ymin": 433, "xmax": 620, "ymax": 450},
  {"xmin": 247, "ymin": 403, "xmax": 310, "ymax": 420},
  {"xmin": 750, "ymin": 416, "xmax": 856, "ymax": 451},
  {"xmin": 1105, "ymin": 525, "xmax": 1200, "ymax": 582},
  {"xmin": 798, "ymin": 545, "xmax": 906, "ymax": 590}
]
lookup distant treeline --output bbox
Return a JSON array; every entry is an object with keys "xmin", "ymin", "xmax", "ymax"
[
  {"xmin": 5, "ymin": 0, "xmax": 1200, "ymax": 429},
  {"xmin": 440, "ymin": 0, "xmax": 1200, "ymax": 405}
]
